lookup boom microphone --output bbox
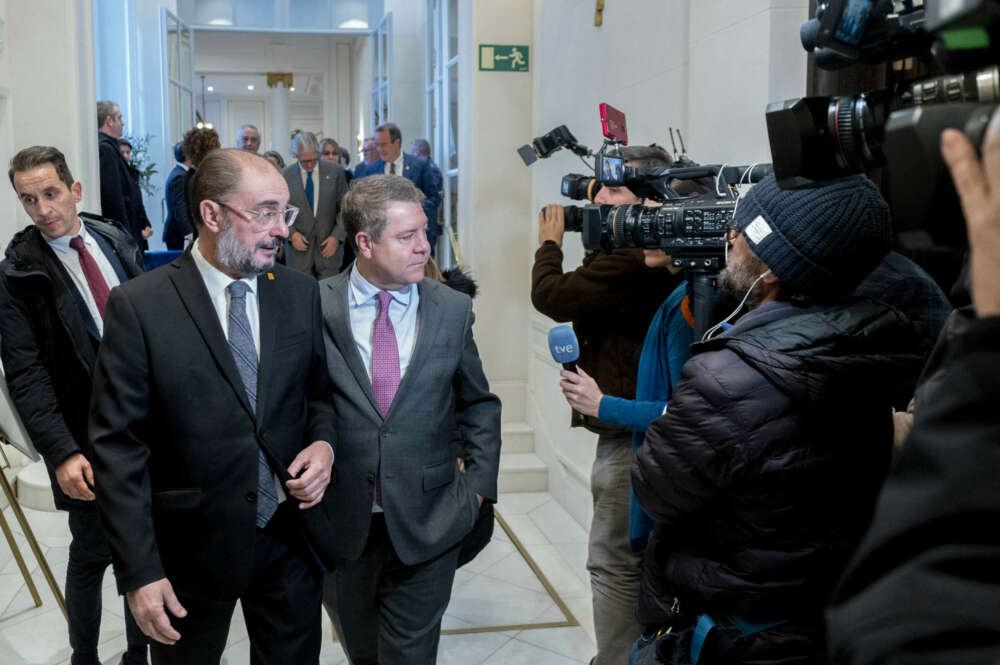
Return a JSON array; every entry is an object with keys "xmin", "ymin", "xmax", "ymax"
[{"xmin": 547, "ymin": 325, "xmax": 579, "ymax": 373}]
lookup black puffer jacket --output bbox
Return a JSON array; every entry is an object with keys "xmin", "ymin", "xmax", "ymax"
[
  {"xmin": 632, "ymin": 299, "xmax": 927, "ymax": 661},
  {"xmin": 0, "ymin": 217, "xmax": 144, "ymax": 510}
]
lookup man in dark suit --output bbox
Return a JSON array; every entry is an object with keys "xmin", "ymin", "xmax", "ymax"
[
  {"xmin": 97, "ymin": 100, "xmax": 152, "ymax": 249},
  {"xmin": 283, "ymin": 131, "xmax": 348, "ymax": 278},
  {"xmin": 89, "ymin": 149, "xmax": 338, "ymax": 664},
  {"xmin": 355, "ymin": 123, "xmax": 443, "ymax": 252},
  {"xmin": 320, "ymin": 174, "xmax": 501, "ymax": 664},
  {"xmin": 0, "ymin": 146, "xmax": 148, "ymax": 665},
  {"xmin": 161, "ymin": 142, "xmax": 193, "ymax": 250}
]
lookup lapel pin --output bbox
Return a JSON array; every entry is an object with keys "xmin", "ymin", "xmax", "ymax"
[{"xmin": 267, "ymin": 273, "xmax": 275, "ymax": 280}]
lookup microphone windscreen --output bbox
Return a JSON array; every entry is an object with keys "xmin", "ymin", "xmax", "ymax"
[{"xmin": 547, "ymin": 325, "xmax": 580, "ymax": 364}]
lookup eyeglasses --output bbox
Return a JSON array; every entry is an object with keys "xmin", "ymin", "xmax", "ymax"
[{"xmin": 216, "ymin": 201, "xmax": 299, "ymax": 229}]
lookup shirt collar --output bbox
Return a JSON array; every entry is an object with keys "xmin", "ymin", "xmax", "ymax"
[
  {"xmin": 349, "ymin": 264, "xmax": 413, "ymax": 308},
  {"xmin": 192, "ymin": 239, "xmax": 257, "ymax": 300},
  {"xmin": 46, "ymin": 220, "xmax": 93, "ymax": 251}
]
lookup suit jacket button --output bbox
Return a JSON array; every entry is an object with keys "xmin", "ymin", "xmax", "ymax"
[
  {"xmin": 367, "ymin": 472, "xmax": 375, "ymax": 483},
  {"xmin": 245, "ymin": 491, "xmax": 257, "ymax": 503}
]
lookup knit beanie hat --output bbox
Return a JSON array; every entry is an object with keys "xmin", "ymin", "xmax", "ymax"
[{"xmin": 734, "ymin": 173, "xmax": 892, "ymax": 299}]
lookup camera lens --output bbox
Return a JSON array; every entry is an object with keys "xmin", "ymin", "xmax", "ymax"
[
  {"xmin": 564, "ymin": 206, "xmax": 584, "ymax": 232},
  {"xmin": 561, "ymin": 174, "xmax": 601, "ymax": 201}
]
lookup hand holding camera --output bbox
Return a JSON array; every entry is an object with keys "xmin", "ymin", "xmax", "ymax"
[
  {"xmin": 538, "ymin": 204, "xmax": 566, "ymax": 247},
  {"xmin": 942, "ymin": 105, "xmax": 1000, "ymax": 317}
]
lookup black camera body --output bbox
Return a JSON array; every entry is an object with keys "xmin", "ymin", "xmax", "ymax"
[
  {"xmin": 581, "ymin": 198, "xmax": 735, "ymax": 272},
  {"xmin": 767, "ymin": 0, "xmax": 1000, "ymax": 248}
]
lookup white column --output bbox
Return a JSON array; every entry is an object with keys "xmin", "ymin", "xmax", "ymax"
[{"xmin": 268, "ymin": 77, "xmax": 290, "ymax": 159}]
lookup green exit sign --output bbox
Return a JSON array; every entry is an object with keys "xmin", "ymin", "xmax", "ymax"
[{"xmin": 479, "ymin": 44, "xmax": 529, "ymax": 72}]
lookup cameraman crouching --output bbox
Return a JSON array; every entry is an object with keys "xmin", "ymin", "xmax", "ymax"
[
  {"xmin": 631, "ymin": 174, "xmax": 928, "ymax": 665},
  {"xmin": 531, "ymin": 145, "xmax": 682, "ymax": 665}
]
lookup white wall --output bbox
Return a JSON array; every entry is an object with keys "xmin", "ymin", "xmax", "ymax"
[
  {"xmin": 512, "ymin": 0, "xmax": 809, "ymax": 527},
  {"xmin": 0, "ymin": 0, "xmax": 99, "ymax": 247},
  {"xmin": 383, "ymin": 0, "xmax": 425, "ymax": 146}
]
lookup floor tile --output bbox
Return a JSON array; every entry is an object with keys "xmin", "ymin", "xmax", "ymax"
[
  {"xmin": 514, "ymin": 625, "xmax": 596, "ymax": 663},
  {"xmin": 518, "ymin": 544, "xmax": 591, "ymax": 600},
  {"xmin": 481, "ymin": 636, "xmax": 585, "ymax": 664},
  {"xmin": 445, "ymin": 574, "xmax": 555, "ymax": 627},
  {"xmin": 437, "ymin": 630, "xmax": 510, "ymax": 665},
  {"xmin": 477, "ymin": 550, "xmax": 546, "ymax": 594},
  {"xmin": 0, "ymin": 489, "xmax": 600, "ymax": 664},
  {"xmin": 496, "ymin": 512, "xmax": 548, "ymax": 545},
  {"xmin": 528, "ymin": 500, "xmax": 589, "ymax": 544},
  {"xmin": 496, "ymin": 492, "xmax": 552, "ymax": 515}
]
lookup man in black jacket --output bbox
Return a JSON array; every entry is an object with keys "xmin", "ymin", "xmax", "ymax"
[
  {"xmin": 631, "ymin": 174, "xmax": 927, "ymax": 664},
  {"xmin": 825, "ymin": 104, "xmax": 1000, "ymax": 665},
  {"xmin": 98, "ymin": 100, "xmax": 152, "ymax": 249},
  {"xmin": 0, "ymin": 146, "xmax": 148, "ymax": 665},
  {"xmin": 531, "ymin": 145, "xmax": 682, "ymax": 665},
  {"xmin": 162, "ymin": 142, "xmax": 193, "ymax": 250}
]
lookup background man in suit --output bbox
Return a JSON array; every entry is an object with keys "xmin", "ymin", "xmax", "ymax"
[
  {"xmin": 320, "ymin": 174, "xmax": 501, "ymax": 665},
  {"xmin": 161, "ymin": 142, "xmax": 193, "ymax": 250},
  {"xmin": 97, "ymin": 100, "xmax": 152, "ymax": 250},
  {"xmin": 355, "ymin": 123, "xmax": 442, "ymax": 254},
  {"xmin": 89, "ymin": 149, "xmax": 337, "ymax": 664},
  {"xmin": 0, "ymin": 146, "xmax": 148, "ymax": 665},
  {"xmin": 283, "ymin": 131, "xmax": 347, "ymax": 278},
  {"xmin": 235, "ymin": 124, "xmax": 261, "ymax": 154}
]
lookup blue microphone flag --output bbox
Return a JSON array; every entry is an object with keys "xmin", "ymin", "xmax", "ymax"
[{"xmin": 548, "ymin": 325, "xmax": 579, "ymax": 365}]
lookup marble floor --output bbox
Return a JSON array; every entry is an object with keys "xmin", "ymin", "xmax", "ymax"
[{"xmin": 0, "ymin": 492, "xmax": 597, "ymax": 665}]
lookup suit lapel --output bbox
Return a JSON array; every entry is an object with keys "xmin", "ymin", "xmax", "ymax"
[
  {"xmin": 388, "ymin": 279, "xmax": 440, "ymax": 417},
  {"xmin": 255, "ymin": 270, "xmax": 280, "ymax": 418},
  {"xmin": 168, "ymin": 251, "xmax": 254, "ymax": 419},
  {"xmin": 324, "ymin": 274, "xmax": 382, "ymax": 417}
]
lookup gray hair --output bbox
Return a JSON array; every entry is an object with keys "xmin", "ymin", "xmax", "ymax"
[
  {"xmin": 340, "ymin": 174, "xmax": 425, "ymax": 248},
  {"xmin": 291, "ymin": 131, "xmax": 319, "ymax": 156},
  {"xmin": 96, "ymin": 101, "xmax": 119, "ymax": 129},
  {"xmin": 411, "ymin": 138, "xmax": 431, "ymax": 157}
]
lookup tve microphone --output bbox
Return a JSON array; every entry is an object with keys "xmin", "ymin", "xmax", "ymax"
[{"xmin": 548, "ymin": 325, "xmax": 580, "ymax": 373}]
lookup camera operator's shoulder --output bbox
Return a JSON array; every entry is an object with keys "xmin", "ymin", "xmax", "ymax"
[{"xmin": 678, "ymin": 346, "xmax": 765, "ymax": 406}]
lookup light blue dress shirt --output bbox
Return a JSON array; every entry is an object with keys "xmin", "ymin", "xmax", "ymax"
[{"xmin": 348, "ymin": 265, "xmax": 420, "ymax": 382}]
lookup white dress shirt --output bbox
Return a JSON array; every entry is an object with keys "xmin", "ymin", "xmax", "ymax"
[
  {"xmin": 348, "ymin": 264, "xmax": 420, "ymax": 381},
  {"xmin": 299, "ymin": 163, "xmax": 321, "ymax": 217},
  {"xmin": 46, "ymin": 222, "xmax": 121, "ymax": 336},
  {"xmin": 383, "ymin": 153, "xmax": 405, "ymax": 176}
]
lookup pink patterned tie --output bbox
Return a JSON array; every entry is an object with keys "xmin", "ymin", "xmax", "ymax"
[
  {"xmin": 372, "ymin": 291, "xmax": 401, "ymax": 416},
  {"xmin": 372, "ymin": 291, "xmax": 400, "ymax": 507}
]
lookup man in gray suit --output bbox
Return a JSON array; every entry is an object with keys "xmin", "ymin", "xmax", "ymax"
[
  {"xmin": 282, "ymin": 131, "xmax": 347, "ymax": 278},
  {"xmin": 319, "ymin": 174, "xmax": 501, "ymax": 664}
]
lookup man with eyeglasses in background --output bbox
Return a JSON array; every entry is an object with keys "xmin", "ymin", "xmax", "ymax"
[
  {"xmin": 89, "ymin": 148, "xmax": 339, "ymax": 664},
  {"xmin": 283, "ymin": 131, "xmax": 348, "ymax": 277}
]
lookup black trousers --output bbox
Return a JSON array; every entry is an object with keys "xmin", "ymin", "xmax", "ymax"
[
  {"xmin": 331, "ymin": 513, "xmax": 461, "ymax": 665},
  {"xmin": 149, "ymin": 504, "xmax": 322, "ymax": 665},
  {"xmin": 66, "ymin": 509, "xmax": 147, "ymax": 665}
]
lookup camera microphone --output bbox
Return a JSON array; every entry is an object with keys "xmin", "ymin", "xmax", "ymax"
[{"xmin": 547, "ymin": 325, "xmax": 579, "ymax": 373}]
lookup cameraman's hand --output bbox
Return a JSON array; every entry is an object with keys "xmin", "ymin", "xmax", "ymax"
[
  {"xmin": 538, "ymin": 204, "xmax": 565, "ymax": 248},
  {"xmin": 560, "ymin": 366, "xmax": 602, "ymax": 418},
  {"xmin": 942, "ymin": 107, "xmax": 1000, "ymax": 317}
]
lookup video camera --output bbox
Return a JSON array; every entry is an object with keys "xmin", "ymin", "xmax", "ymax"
[{"xmin": 766, "ymin": 0, "xmax": 1000, "ymax": 248}]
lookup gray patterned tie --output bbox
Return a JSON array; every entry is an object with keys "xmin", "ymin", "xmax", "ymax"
[{"xmin": 227, "ymin": 281, "xmax": 278, "ymax": 527}]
